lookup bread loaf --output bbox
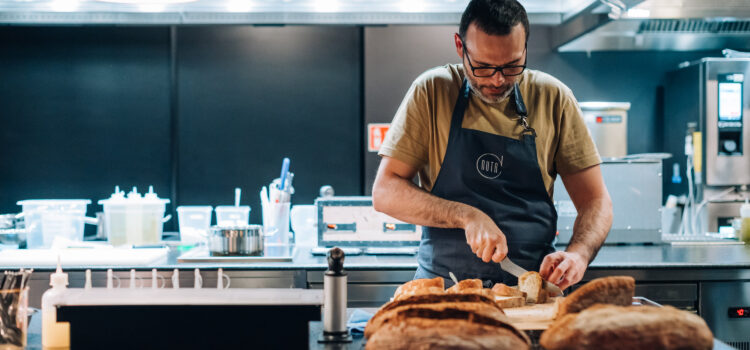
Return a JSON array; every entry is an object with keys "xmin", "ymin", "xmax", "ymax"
[
  {"xmin": 518, "ymin": 271, "xmax": 547, "ymax": 304},
  {"xmin": 492, "ymin": 283, "xmax": 526, "ymax": 298},
  {"xmin": 365, "ymin": 293, "xmax": 501, "ymax": 338},
  {"xmin": 366, "ymin": 307, "xmax": 530, "ymax": 350},
  {"xmin": 557, "ymin": 276, "xmax": 634, "ymax": 317},
  {"xmin": 494, "ymin": 296, "xmax": 526, "ymax": 308},
  {"xmin": 393, "ymin": 277, "xmax": 444, "ymax": 300},
  {"xmin": 446, "ymin": 278, "xmax": 483, "ymax": 293},
  {"xmin": 540, "ymin": 304, "xmax": 713, "ymax": 350}
]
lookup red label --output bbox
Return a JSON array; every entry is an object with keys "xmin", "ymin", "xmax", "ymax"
[
  {"xmin": 368, "ymin": 123, "xmax": 391, "ymax": 152},
  {"xmin": 596, "ymin": 116, "xmax": 603, "ymax": 123}
]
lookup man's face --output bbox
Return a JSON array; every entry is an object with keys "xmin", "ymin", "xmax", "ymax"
[{"xmin": 455, "ymin": 22, "xmax": 527, "ymax": 104}]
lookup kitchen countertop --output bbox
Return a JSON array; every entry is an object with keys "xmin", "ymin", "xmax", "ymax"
[
  {"xmin": 23, "ymin": 310, "xmax": 736, "ymax": 350},
  {"xmin": 6, "ymin": 243, "xmax": 749, "ymax": 272}
]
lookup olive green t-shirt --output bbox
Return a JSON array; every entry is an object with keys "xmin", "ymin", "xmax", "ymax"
[{"xmin": 378, "ymin": 64, "xmax": 601, "ymax": 198}]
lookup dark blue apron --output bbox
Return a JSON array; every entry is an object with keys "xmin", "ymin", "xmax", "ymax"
[{"xmin": 414, "ymin": 79, "xmax": 557, "ymax": 288}]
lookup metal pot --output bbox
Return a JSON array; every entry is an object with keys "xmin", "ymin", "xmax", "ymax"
[{"xmin": 209, "ymin": 225, "xmax": 264, "ymax": 256}]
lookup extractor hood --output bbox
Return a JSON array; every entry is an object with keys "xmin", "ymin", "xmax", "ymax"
[
  {"xmin": 0, "ymin": 0, "xmax": 598, "ymax": 25},
  {"xmin": 557, "ymin": 0, "xmax": 750, "ymax": 51}
]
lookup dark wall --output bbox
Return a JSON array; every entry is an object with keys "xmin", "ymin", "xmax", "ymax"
[
  {"xmin": 0, "ymin": 26, "xmax": 362, "ymax": 227},
  {"xmin": 176, "ymin": 26, "xmax": 362, "ymax": 224},
  {"xmin": 0, "ymin": 27, "xmax": 172, "ymax": 230}
]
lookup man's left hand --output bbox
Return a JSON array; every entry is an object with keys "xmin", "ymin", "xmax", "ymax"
[{"xmin": 539, "ymin": 251, "xmax": 587, "ymax": 291}]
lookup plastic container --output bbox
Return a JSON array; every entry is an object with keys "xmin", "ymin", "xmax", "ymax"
[
  {"xmin": 215, "ymin": 206, "xmax": 250, "ymax": 226},
  {"xmin": 263, "ymin": 202, "xmax": 290, "ymax": 246},
  {"xmin": 177, "ymin": 206, "xmax": 213, "ymax": 245},
  {"xmin": 290, "ymin": 205, "xmax": 317, "ymax": 246},
  {"xmin": 99, "ymin": 186, "xmax": 170, "ymax": 246},
  {"xmin": 17, "ymin": 199, "xmax": 91, "ymax": 249}
]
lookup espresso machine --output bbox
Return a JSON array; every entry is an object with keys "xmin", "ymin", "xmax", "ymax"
[{"xmin": 663, "ymin": 57, "xmax": 750, "ymax": 235}]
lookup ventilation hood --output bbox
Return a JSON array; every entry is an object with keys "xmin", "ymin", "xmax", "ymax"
[
  {"xmin": 557, "ymin": 0, "xmax": 750, "ymax": 51},
  {"xmin": 0, "ymin": 0, "xmax": 597, "ymax": 25}
]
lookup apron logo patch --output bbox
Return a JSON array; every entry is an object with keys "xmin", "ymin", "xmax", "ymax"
[{"xmin": 476, "ymin": 153, "xmax": 503, "ymax": 179}]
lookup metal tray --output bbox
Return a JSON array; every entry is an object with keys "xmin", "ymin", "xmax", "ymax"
[{"xmin": 178, "ymin": 245, "xmax": 295, "ymax": 263}]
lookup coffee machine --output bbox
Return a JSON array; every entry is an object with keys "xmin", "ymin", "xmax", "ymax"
[{"xmin": 664, "ymin": 57, "xmax": 750, "ymax": 234}]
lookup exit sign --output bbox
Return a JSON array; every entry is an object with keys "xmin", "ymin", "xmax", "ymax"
[{"xmin": 368, "ymin": 123, "xmax": 391, "ymax": 152}]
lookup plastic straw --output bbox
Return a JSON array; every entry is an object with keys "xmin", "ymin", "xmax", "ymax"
[{"xmin": 279, "ymin": 158, "xmax": 290, "ymax": 190}]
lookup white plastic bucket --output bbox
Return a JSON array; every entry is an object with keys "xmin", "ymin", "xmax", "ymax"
[{"xmin": 17, "ymin": 199, "xmax": 91, "ymax": 249}]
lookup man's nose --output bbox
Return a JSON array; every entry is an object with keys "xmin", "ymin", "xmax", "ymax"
[{"xmin": 490, "ymin": 71, "xmax": 506, "ymax": 86}]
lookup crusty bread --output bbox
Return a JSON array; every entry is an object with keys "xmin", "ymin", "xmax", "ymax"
[
  {"xmin": 492, "ymin": 283, "xmax": 526, "ymax": 298},
  {"xmin": 518, "ymin": 272, "xmax": 547, "ymax": 304},
  {"xmin": 446, "ymin": 278, "xmax": 483, "ymax": 293},
  {"xmin": 494, "ymin": 296, "xmax": 526, "ymax": 308},
  {"xmin": 365, "ymin": 293, "xmax": 502, "ymax": 338},
  {"xmin": 557, "ymin": 276, "xmax": 635, "ymax": 317},
  {"xmin": 540, "ymin": 304, "xmax": 713, "ymax": 350},
  {"xmin": 366, "ymin": 308, "xmax": 530, "ymax": 350},
  {"xmin": 393, "ymin": 277, "xmax": 444, "ymax": 300}
]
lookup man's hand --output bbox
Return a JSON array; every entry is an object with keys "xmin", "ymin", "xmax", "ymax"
[
  {"xmin": 463, "ymin": 209, "xmax": 508, "ymax": 263},
  {"xmin": 539, "ymin": 251, "xmax": 587, "ymax": 291}
]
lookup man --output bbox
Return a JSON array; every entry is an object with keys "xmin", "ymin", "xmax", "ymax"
[{"xmin": 372, "ymin": 0, "xmax": 613, "ymax": 291}]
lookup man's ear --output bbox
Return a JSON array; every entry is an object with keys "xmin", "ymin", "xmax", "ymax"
[{"xmin": 454, "ymin": 33, "xmax": 464, "ymax": 59}]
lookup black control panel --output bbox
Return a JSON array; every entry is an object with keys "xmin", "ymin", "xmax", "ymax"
[
  {"xmin": 728, "ymin": 307, "xmax": 750, "ymax": 318},
  {"xmin": 717, "ymin": 73, "xmax": 744, "ymax": 156}
]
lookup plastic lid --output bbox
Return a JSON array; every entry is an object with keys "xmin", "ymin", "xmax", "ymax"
[
  {"xmin": 142, "ymin": 186, "xmax": 170, "ymax": 204},
  {"xmin": 50, "ymin": 256, "xmax": 68, "ymax": 288},
  {"xmin": 741, "ymin": 200, "xmax": 750, "ymax": 217},
  {"xmin": 17, "ymin": 199, "xmax": 91, "ymax": 206}
]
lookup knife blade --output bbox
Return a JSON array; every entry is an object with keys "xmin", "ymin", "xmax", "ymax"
[{"xmin": 499, "ymin": 257, "xmax": 564, "ymax": 297}]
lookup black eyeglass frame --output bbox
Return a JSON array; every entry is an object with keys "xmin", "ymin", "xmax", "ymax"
[{"xmin": 461, "ymin": 39, "xmax": 528, "ymax": 78}]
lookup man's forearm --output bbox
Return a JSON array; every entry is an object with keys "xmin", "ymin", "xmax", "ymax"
[
  {"xmin": 566, "ymin": 196, "xmax": 613, "ymax": 263},
  {"xmin": 372, "ymin": 174, "xmax": 477, "ymax": 229}
]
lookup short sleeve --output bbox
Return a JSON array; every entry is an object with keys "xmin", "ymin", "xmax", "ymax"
[
  {"xmin": 554, "ymin": 91, "xmax": 601, "ymax": 175},
  {"xmin": 377, "ymin": 78, "xmax": 431, "ymax": 169}
]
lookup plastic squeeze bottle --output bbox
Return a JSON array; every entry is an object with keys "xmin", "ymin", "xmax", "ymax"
[
  {"xmin": 42, "ymin": 257, "xmax": 70, "ymax": 348},
  {"xmin": 740, "ymin": 200, "xmax": 750, "ymax": 243}
]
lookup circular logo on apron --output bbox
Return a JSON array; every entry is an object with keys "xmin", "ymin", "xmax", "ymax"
[{"xmin": 476, "ymin": 153, "xmax": 503, "ymax": 179}]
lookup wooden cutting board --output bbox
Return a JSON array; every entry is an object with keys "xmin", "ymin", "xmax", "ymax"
[{"xmin": 503, "ymin": 297, "xmax": 561, "ymax": 330}]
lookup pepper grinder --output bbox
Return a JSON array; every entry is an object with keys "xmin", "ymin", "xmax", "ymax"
[{"xmin": 319, "ymin": 247, "xmax": 352, "ymax": 343}]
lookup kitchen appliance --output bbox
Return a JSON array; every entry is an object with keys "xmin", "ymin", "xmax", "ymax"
[
  {"xmin": 700, "ymin": 281, "xmax": 750, "ymax": 348},
  {"xmin": 579, "ymin": 102, "xmax": 631, "ymax": 158},
  {"xmin": 319, "ymin": 247, "xmax": 352, "ymax": 343},
  {"xmin": 17, "ymin": 199, "xmax": 92, "ymax": 249},
  {"xmin": 664, "ymin": 58, "xmax": 750, "ymax": 234},
  {"xmin": 208, "ymin": 225, "xmax": 264, "ymax": 256},
  {"xmin": 316, "ymin": 196, "xmax": 420, "ymax": 250},
  {"xmin": 553, "ymin": 157, "xmax": 663, "ymax": 244}
]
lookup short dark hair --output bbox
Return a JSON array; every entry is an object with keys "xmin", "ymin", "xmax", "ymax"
[{"xmin": 459, "ymin": 0, "xmax": 529, "ymax": 43}]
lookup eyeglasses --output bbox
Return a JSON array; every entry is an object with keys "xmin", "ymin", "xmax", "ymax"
[{"xmin": 462, "ymin": 41, "xmax": 527, "ymax": 78}]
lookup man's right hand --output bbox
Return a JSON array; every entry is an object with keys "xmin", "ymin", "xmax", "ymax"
[{"xmin": 463, "ymin": 209, "xmax": 508, "ymax": 263}]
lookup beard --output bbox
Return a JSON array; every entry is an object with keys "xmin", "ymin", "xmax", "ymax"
[{"xmin": 466, "ymin": 75, "xmax": 514, "ymax": 104}]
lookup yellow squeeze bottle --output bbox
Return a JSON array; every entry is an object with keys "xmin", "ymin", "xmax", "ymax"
[{"xmin": 41, "ymin": 257, "xmax": 70, "ymax": 349}]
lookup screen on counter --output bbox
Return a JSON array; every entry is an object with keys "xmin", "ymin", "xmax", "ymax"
[
  {"xmin": 718, "ymin": 73, "xmax": 744, "ymax": 122},
  {"xmin": 729, "ymin": 307, "xmax": 750, "ymax": 318}
]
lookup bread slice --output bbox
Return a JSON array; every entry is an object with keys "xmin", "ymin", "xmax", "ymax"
[
  {"xmin": 556, "ymin": 276, "xmax": 634, "ymax": 317},
  {"xmin": 494, "ymin": 296, "xmax": 526, "ymax": 308},
  {"xmin": 393, "ymin": 277, "xmax": 444, "ymax": 300},
  {"xmin": 366, "ymin": 314, "xmax": 530, "ymax": 350},
  {"xmin": 518, "ymin": 271, "xmax": 547, "ymax": 304},
  {"xmin": 540, "ymin": 304, "xmax": 713, "ymax": 350},
  {"xmin": 492, "ymin": 283, "xmax": 526, "ymax": 298}
]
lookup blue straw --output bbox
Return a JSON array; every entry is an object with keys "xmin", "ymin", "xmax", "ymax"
[{"xmin": 279, "ymin": 158, "xmax": 290, "ymax": 190}]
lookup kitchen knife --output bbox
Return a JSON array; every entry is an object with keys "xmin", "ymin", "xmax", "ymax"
[{"xmin": 499, "ymin": 257, "xmax": 564, "ymax": 297}]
